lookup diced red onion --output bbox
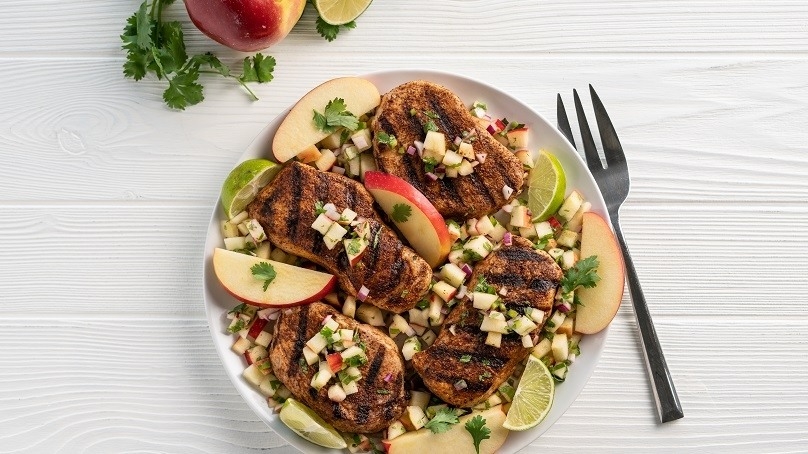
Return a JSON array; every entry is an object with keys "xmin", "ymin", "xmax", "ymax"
[
  {"xmin": 476, "ymin": 153, "xmax": 487, "ymax": 164},
  {"xmin": 454, "ymin": 379, "xmax": 468, "ymax": 390},
  {"xmin": 414, "ymin": 140, "xmax": 424, "ymax": 152},
  {"xmin": 498, "ymin": 286, "xmax": 508, "ymax": 296},
  {"xmin": 384, "ymin": 372, "xmax": 393, "ymax": 383},
  {"xmin": 331, "ymin": 166, "xmax": 345, "ymax": 175},
  {"xmin": 486, "ymin": 124, "xmax": 497, "ymax": 135},
  {"xmin": 433, "ymin": 272, "xmax": 442, "ymax": 281},
  {"xmin": 502, "ymin": 185, "xmax": 514, "ymax": 199},
  {"xmin": 268, "ymin": 311, "xmax": 281, "ymax": 320},
  {"xmin": 483, "ymin": 114, "xmax": 492, "ymax": 121},
  {"xmin": 322, "ymin": 314, "xmax": 333, "ymax": 326},
  {"xmin": 470, "ymin": 161, "xmax": 480, "ymax": 167},
  {"xmin": 332, "ymin": 148, "xmax": 342, "ymax": 157},
  {"xmin": 325, "ymin": 209, "xmax": 341, "ymax": 221},
  {"xmin": 461, "ymin": 263, "xmax": 473, "ymax": 277},
  {"xmin": 502, "ymin": 204, "xmax": 514, "ymax": 213},
  {"xmin": 503, "ymin": 232, "xmax": 513, "ymax": 246},
  {"xmin": 435, "ymin": 164, "xmax": 446, "ymax": 174},
  {"xmin": 453, "ymin": 136, "xmax": 462, "ymax": 146},
  {"xmin": 357, "ymin": 285, "xmax": 370, "ymax": 302},
  {"xmin": 425, "ymin": 172, "xmax": 438, "ymax": 181},
  {"xmin": 557, "ymin": 301, "xmax": 572, "ymax": 313},
  {"xmin": 456, "ymin": 285, "xmax": 467, "ymax": 299},
  {"xmin": 323, "ymin": 202, "xmax": 337, "ymax": 212},
  {"xmin": 406, "ymin": 145, "xmax": 417, "ymax": 155},
  {"xmin": 441, "ymin": 306, "xmax": 450, "ymax": 315},
  {"xmin": 449, "ymin": 324, "xmax": 457, "ymax": 335}
]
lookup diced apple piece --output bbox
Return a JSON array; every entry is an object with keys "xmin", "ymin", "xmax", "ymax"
[
  {"xmin": 296, "ymin": 144, "xmax": 322, "ymax": 163},
  {"xmin": 402, "ymin": 336, "xmax": 421, "ymax": 361},
  {"xmin": 440, "ymin": 263, "xmax": 467, "ymax": 288},
  {"xmin": 561, "ymin": 249, "xmax": 578, "ymax": 270},
  {"xmin": 564, "ymin": 201, "xmax": 591, "ymax": 233},
  {"xmin": 254, "ymin": 330, "xmax": 272, "ymax": 348},
  {"xmin": 442, "ymin": 150, "xmax": 463, "ymax": 167},
  {"xmin": 428, "ymin": 296, "xmax": 443, "ymax": 324},
  {"xmin": 351, "ymin": 129, "xmax": 372, "ymax": 152},
  {"xmin": 545, "ymin": 311, "xmax": 566, "ymax": 333},
  {"xmin": 485, "ymin": 332, "xmax": 502, "ymax": 348},
  {"xmin": 552, "ymin": 332, "xmax": 569, "ymax": 363},
  {"xmin": 421, "ymin": 329, "xmax": 437, "ymax": 346},
  {"xmin": 344, "ymin": 237, "xmax": 369, "ymax": 266},
  {"xmin": 409, "ymin": 390, "xmax": 431, "ymax": 410},
  {"xmin": 386, "ymin": 421, "xmax": 407, "ymax": 441},
  {"xmin": 510, "ymin": 205, "xmax": 529, "ymax": 228},
  {"xmin": 423, "ymin": 131, "xmax": 446, "ymax": 159},
  {"xmin": 515, "ymin": 149, "xmax": 533, "ymax": 168},
  {"xmin": 575, "ymin": 212, "xmax": 626, "ymax": 334},
  {"xmin": 458, "ymin": 159, "xmax": 475, "ymax": 176},
  {"xmin": 457, "ymin": 142, "xmax": 474, "ymax": 159},
  {"xmin": 310, "ymin": 369, "xmax": 332, "ymax": 391},
  {"xmin": 320, "ymin": 129, "xmax": 344, "ymax": 149},
  {"xmin": 535, "ymin": 221, "xmax": 554, "ymax": 239},
  {"xmin": 506, "ymin": 128, "xmax": 529, "ymax": 149},
  {"xmin": 402, "ymin": 405, "xmax": 429, "ymax": 431},
  {"xmin": 463, "ymin": 235, "xmax": 493, "ymax": 261},
  {"xmin": 221, "ymin": 221, "xmax": 240, "ymax": 238},
  {"xmin": 557, "ymin": 190, "xmax": 584, "ymax": 221},
  {"xmin": 342, "ymin": 295, "xmax": 357, "ymax": 318},
  {"xmin": 480, "ymin": 314, "xmax": 508, "ymax": 334},
  {"xmin": 359, "ymin": 152, "xmax": 377, "ymax": 182},
  {"xmin": 343, "ymin": 144, "xmax": 360, "ymax": 161},
  {"xmin": 488, "ymin": 222, "xmax": 507, "ymax": 242},
  {"xmin": 432, "ymin": 281, "xmax": 457, "ymax": 302},
  {"xmin": 311, "ymin": 213, "xmax": 334, "ymax": 235},
  {"xmin": 272, "ymin": 77, "xmax": 381, "ymax": 163},
  {"xmin": 243, "ymin": 364, "xmax": 264, "ymax": 387},
  {"xmin": 386, "ymin": 406, "xmax": 508, "ymax": 454},
  {"xmin": 475, "ymin": 216, "xmax": 495, "ymax": 236},
  {"xmin": 472, "ymin": 292, "xmax": 499, "ymax": 311},
  {"xmin": 212, "ymin": 248, "xmax": 336, "ymax": 307},
  {"xmin": 531, "ymin": 338, "xmax": 552, "ymax": 359},
  {"xmin": 223, "ymin": 236, "xmax": 247, "ymax": 251},
  {"xmin": 356, "ymin": 303, "xmax": 385, "ymax": 327},
  {"xmin": 255, "ymin": 242, "xmax": 271, "ymax": 259},
  {"xmin": 389, "ymin": 314, "xmax": 415, "ymax": 337},
  {"xmin": 557, "ymin": 230, "xmax": 580, "ymax": 249},
  {"xmin": 315, "ymin": 149, "xmax": 337, "ymax": 171},
  {"xmin": 259, "ymin": 374, "xmax": 279, "ymax": 397},
  {"xmin": 557, "ymin": 316, "xmax": 574, "ymax": 336},
  {"xmin": 364, "ymin": 171, "xmax": 452, "ymax": 268},
  {"xmin": 232, "ymin": 337, "xmax": 252, "ymax": 355}
]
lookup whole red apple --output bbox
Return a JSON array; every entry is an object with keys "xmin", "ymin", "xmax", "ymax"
[{"xmin": 183, "ymin": 0, "xmax": 306, "ymax": 52}]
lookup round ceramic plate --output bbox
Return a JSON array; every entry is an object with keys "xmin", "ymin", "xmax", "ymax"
[{"xmin": 203, "ymin": 69, "xmax": 610, "ymax": 453}]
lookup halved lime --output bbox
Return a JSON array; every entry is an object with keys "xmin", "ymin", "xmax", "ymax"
[
  {"xmin": 279, "ymin": 398, "xmax": 348, "ymax": 449},
  {"xmin": 527, "ymin": 150, "xmax": 566, "ymax": 222},
  {"xmin": 220, "ymin": 159, "xmax": 280, "ymax": 219},
  {"xmin": 314, "ymin": 0, "xmax": 373, "ymax": 25},
  {"xmin": 503, "ymin": 355, "xmax": 555, "ymax": 431}
]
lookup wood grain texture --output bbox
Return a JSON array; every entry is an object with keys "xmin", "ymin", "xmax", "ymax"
[
  {"xmin": 1, "ymin": 56, "xmax": 807, "ymax": 202},
  {"xmin": 1, "ymin": 317, "xmax": 806, "ymax": 453},
  {"xmin": 2, "ymin": 1, "xmax": 808, "ymax": 56}
]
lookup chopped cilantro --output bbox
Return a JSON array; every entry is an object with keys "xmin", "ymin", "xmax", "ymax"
[
  {"xmin": 313, "ymin": 98, "xmax": 359, "ymax": 133},
  {"xmin": 391, "ymin": 203, "xmax": 412, "ymax": 223},
  {"xmin": 416, "ymin": 299, "xmax": 430, "ymax": 310},
  {"xmin": 315, "ymin": 15, "xmax": 356, "ymax": 42},
  {"xmin": 314, "ymin": 200, "xmax": 326, "ymax": 215},
  {"xmin": 424, "ymin": 110, "xmax": 439, "ymax": 119},
  {"xmin": 228, "ymin": 303, "xmax": 248, "ymax": 315},
  {"xmin": 298, "ymin": 357, "xmax": 309, "ymax": 373},
  {"xmin": 346, "ymin": 237, "xmax": 362, "ymax": 255},
  {"xmin": 250, "ymin": 262, "xmax": 277, "ymax": 291},
  {"xmin": 478, "ymin": 371, "xmax": 492, "ymax": 381},
  {"xmin": 376, "ymin": 388, "xmax": 391, "ymax": 395},
  {"xmin": 463, "ymin": 249, "xmax": 483, "ymax": 263},
  {"xmin": 423, "ymin": 120, "xmax": 438, "ymax": 133},
  {"xmin": 424, "ymin": 407, "xmax": 460, "ymax": 434},
  {"xmin": 227, "ymin": 319, "xmax": 246, "ymax": 334},
  {"xmin": 376, "ymin": 131, "xmax": 398, "ymax": 147},
  {"xmin": 459, "ymin": 354, "xmax": 472, "ymax": 363},
  {"xmin": 560, "ymin": 255, "xmax": 600, "ymax": 294},
  {"xmin": 464, "ymin": 415, "xmax": 491, "ymax": 454},
  {"xmin": 423, "ymin": 157, "xmax": 438, "ymax": 173}
]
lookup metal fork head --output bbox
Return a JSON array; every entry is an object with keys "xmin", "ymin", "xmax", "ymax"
[{"xmin": 557, "ymin": 86, "xmax": 630, "ymax": 217}]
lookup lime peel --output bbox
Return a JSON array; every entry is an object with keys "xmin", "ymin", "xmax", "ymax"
[
  {"xmin": 503, "ymin": 355, "xmax": 555, "ymax": 431},
  {"xmin": 220, "ymin": 159, "xmax": 280, "ymax": 219},
  {"xmin": 527, "ymin": 151, "xmax": 566, "ymax": 222},
  {"xmin": 279, "ymin": 398, "xmax": 348, "ymax": 449},
  {"xmin": 315, "ymin": 0, "xmax": 373, "ymax": 25}
]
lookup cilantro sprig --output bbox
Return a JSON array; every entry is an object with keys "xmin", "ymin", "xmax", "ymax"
[
  {"xmin": 251, "ymin": 262, "xmax": 277, "ymax": 291},
  {"xmin": 424, "ymin": 408, "xmax": 460, "ymax": 434},
  {"xmin": 313, "ymin": 98, "xmax": 359, "ymax": 133},
  {"xmin": 390, "ymin": 203, "xmax": 412, "ymax": 223},
  {"xmin": 560, "ymin": 255, "xmax": 600, "ymax": 295},
  {"xmin": 121, "ymin": 0, "xmax": 275, "ymax": 110},
  {"xmin": 464, "ymin": 415, "xmax": 491, "ymax": 454}
]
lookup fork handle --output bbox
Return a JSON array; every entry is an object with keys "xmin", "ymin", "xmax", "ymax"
[{"xmin": 610, "ymin": 215, "xmax": 684, "ymax": 423}]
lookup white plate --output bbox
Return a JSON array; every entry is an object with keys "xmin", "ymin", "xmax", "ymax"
[{"xmin": 203, "ymin": 69, "xmax": 610, "ymax": 453}]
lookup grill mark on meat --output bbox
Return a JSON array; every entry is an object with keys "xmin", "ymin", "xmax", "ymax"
[
  {"xmin": 428, "ymin": 98, "xmax": 461, "ymax": 140},
  {"xmin": 375, "ymin": 248, "xmax": 405, "ymax": 294},
  {"xmin": 332, "ymin": 403, "xmax": 345, "ymax": 420},
  {"xmin": 497, "ymin": 246, "xmax": 548, "ymax": 262},
  {"xmin": 495, "ymin": 158, "xmax": 519, "ymax": 191},
  {"xmin": 365, "ymin": 223, "xmax": 383, "ymax": 270},
  {"xmin": 403, "ymin": 154, "xmax": 424, "ymax": 193},
  {"xmin": 285, "ymin": 164, "xmax": 303, "ymax": 236},
  {"xmin": 365, "ymin": 350, "xmax": 385, "ymax": 385},
  {"xmin": 423, "ymin": 345, "xmax": 508, "ymax": 369},
  {"xmin": 466, "ymin": 171, "xmax": 495, "ymax": 206},
  {"xmin": 310, "ymin": 171, "xmax": 331, "ymax": 256},
  {"xmin": 290, "ymin": 305, "xmax": 309, "ymax": 371},
  {"xmin": 356, "ymin": 405, "xmax": 370, "ymax": 424},
  {"xmin": 436, "ymin": 171, "xmax": 462, "ymax": 200}
]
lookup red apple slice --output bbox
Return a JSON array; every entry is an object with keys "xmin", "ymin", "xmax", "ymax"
[
  {"xmin": 212, "ymin": 248, "xmax": 336, "ymax": 307},
  {"xmin": 272, "ymin": 77, "xmax": 380, "ymax": 163},
  {"xmin": 574, "ymin": 212, "xmax": 626, "ymax": 334},
  {"xmin": 363, "ymin": 172, "xmax": 451, "ymax": 268},
  {"xmin": 385, "ymin": 406, "xmax": 509, "ymax": 454}
]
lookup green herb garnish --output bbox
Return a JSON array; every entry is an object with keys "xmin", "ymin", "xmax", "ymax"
[
  {"xmin": 459, "ymin": 354, "xmax": 472, "ymax": 363},
  {"xmin": 560, "ymin": 255, "xmax": 600, "ymax": 294},
  {"xmin": 424, "ymin": 408, "xmax": 460, "ymax": 434},
  {"xmin": 464, "ymin": 415, "xmax": 491, "ymax": 454},
  {"xmin": 391, "ymin": 203, "xmax": 412, "ymax": 223},
  {"xmin": 376, "ymin": 131, "xmax": 398, "ymax": 147},
  {"xmin": 250, "ymin": 262, "xmax": 277, "ymax": 291},
  {"xmin": 313, "ymin": 98, "xmax": 359, "ymax": 133}
]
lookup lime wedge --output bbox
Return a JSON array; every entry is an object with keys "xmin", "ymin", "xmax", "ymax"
[
  {"xmin": 527, "ymin": 151, "xmax": 566, "ymax": 222},
  {"xmin": 220, "ymin": 159, "xmax": 280, "ymax": 219},
  {"xmin": 279, "ymin": 398, "xmax": 348, "ymax": 449},
  {"xmin": 503, "ymin": 355, "xmax": 555, "ymax": 431},
  {"xmin": 314, "ymin": 0, "xmax": 373, "ymax": 25}
]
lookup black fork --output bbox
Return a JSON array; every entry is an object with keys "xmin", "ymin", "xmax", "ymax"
[{"xmin": 558, "ymin": 86, "xmax": 684, "ymax": 423}]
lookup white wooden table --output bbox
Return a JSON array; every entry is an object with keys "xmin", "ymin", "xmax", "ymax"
[{"xmin": 2, "ymin": 1, "xmax": 808, "ymax": 452}]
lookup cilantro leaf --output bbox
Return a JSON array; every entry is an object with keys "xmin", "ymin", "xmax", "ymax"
[
  {"xmin": 459, "ymin": 354, "xmax": 472, "ymax": 363},
  {"xmin": 135, "ymin": 2, "xmax": 153, "ymax": 50},
  {"xmin": 123, "ymin": 50, "xmax": 150, "ymax": 80},
  {"xmin": 251, "ymin": 262, "xmax": 277, "ymax": 291},
  {"xmin": 346, "ymin": 238, "xmax": 362, "ymax": 255},
  {"xmin": 376, "ymin": 132, "xmax": 397, "ymax": 147},
  {"xmin": 464, "ymin": 415, "xmax": 491, "ymax": 454},
  {"xmin": 390, "ymin": 203, "xmax": 412, "ymax": 223},
  {"xmin": 560, "ymin": 255, "xmax": 600, "ymax": 294},
  {"xmin": 163, "ymin": 71, "xmax": 203, "ymax": 110},
  {"xmin": 315, "ymin": 15, "xmax": 357, "ymax": 42},
  {"xmin": 314, "ymin": 200, "xmax": 326, "ymax": 216},
  {"xmin": 313, "ymin": 98, "xmax": 359, "ymax": 133},
  {"xmin": 424, "ymin": 408, "xmax": 460, "ymax": 434},
  {"xmin": 239, "ymin": 53, "xmax": 276, "ymax": 83},
  {"xmin": 474, "ymin": 277, "xmax": 497, "ymax": 294}
]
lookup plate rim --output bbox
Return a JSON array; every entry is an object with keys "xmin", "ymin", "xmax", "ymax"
[{"xmin": 202, "ymin": 69, "xmax": 611, "ymax": 454}]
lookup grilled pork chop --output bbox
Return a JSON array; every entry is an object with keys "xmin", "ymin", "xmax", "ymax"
[
  {"xmin": 247, "ymin": 161, "xmax": 431, "ymax": 313},
  {"xmin": 269, "ymin": 303, "xmax": 408, "ymax": 433},
  {"xmin": 371, "ymin": 80, "xmax": 525, "ymax": 219},
  {"xmin": 411, "ymin": 237, "xmax": 563, "ymax": 408}
]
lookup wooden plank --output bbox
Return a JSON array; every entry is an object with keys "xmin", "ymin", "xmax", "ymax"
[
  {"xmin": 0, "ymin": 317, "xmax": 805, "ymax": 452},
  {"xmin": 1, "ymin": 1, "xmax": 808, "ymax": 56},
  {"xmin": 0, "ymin": 203, "xmax": 805, "ymax": 317},
  {"xmin": 1, "ymin": 56, "xmax": 806, "ymax": 203}
]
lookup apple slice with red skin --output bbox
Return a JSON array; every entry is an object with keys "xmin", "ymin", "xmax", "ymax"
[
  {"xmin": 384, "ymin": 406, "xmax": 509, "ymax": 454},
  {"xmin": 183, "ymin": 0, "xmax": 306, "ymax": 52},
  {"xmin": 574, "ymin": 212, "xmax": 626, "ymax": 334},
  {"xmin": 364, "ymin": 171, "xmax": 452, "ymax": 268},
  {"xmin": 272, "ymin": 77, "xmax": 380, "ymax": 163},
  {"xmin": 213, "ymin": 248, "xmax": 336, "ymax": 307}
]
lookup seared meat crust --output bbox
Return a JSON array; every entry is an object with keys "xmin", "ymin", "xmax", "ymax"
[
  {"xmin": 411, "ymin": 237, "xmax": 562, "ymax": 407},
  {"xmin": 247, "ymin": 161, "xmax": 431, "ymax": 313},
  {"xmin": 371, "ymin": 80, "xmax": 525, "ymax": 219},
  {"xmin": 269, "ymin": 303, "xmax": 408, "ymax": 433}
]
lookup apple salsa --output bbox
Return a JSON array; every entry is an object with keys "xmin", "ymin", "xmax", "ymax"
[{"xmin": 216, "ymin": 86, "xmax": 614, "ymax": 453}]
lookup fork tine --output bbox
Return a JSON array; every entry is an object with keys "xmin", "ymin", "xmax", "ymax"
[
  {"xmin": 573, "ymin": 89, "xmax": 603, "ymax": 172},
  {"xmin": 589, "ymin": 85, "xmax": 626, "ymax": 168},
  {"xmin": 556, "ymin": 94, "xmax": 576, "ymax": 150}
]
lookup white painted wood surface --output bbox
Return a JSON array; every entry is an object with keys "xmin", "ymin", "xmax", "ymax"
[{"xmin": 1, "ymin": 0, "xmax": 807, "ymax": 452}]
